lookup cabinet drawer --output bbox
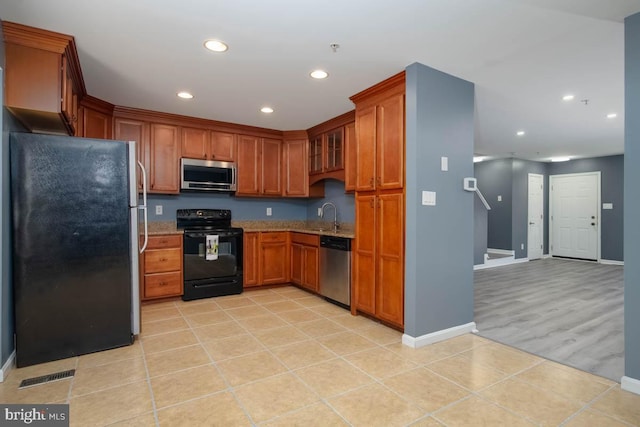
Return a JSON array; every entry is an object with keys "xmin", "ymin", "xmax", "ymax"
[
  {"xmin": 144, "ymin": 248, "xmax": 181, "ymax": 273},
  {"xmin": 145, "ymin": 234, "xmax": 182, "ymax": 249},
  {"xmin": 260, "ymin": 232, "xmax": 288, "ymax": 243},
  {"xmin": 290, "ymin": 232, "xmax": 319, "ymax": 246},
  {"xmin": 144, "ymin": 272, "xmax": 182, "ymax": 298}
]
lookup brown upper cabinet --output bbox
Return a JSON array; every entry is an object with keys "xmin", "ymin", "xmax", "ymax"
[
  {"xmin": 350, "ymin": 76, "xmax": 405, "ymax": 192},
  {"xmin": 282, "ymin": 131, "xmax": 325, "ymax": 198},
  {"xmin": 113, "ymin": 113, "xmax": 181, "ymax": 194},
  {"xmin": 149, "ymin": 123, "xmax": 181, "ymax": 194},
  {"xmin": 306, "ymin": 110, "xmax": 355, "ymax": 186},
  {"xmin": 181, "ymin": 128, "xmax": 236, "ymax": 162},
  {"xmin": 78, "ymin": 96, "xmax": 114, "ymax": 140},
  {"xmin": 114, "ymin": 117, "xmax": 150, "ymax": 192},
  {"xmin": 3, "ymin": 22, "xmax": 86, "ymax": 136},
  {"xmin": 344, "ymin": 122, "xmax": 357, "ymax": 192},
  {"xmin": 236, "ymin": 135, "xmax": 282, "ymax": 196}
]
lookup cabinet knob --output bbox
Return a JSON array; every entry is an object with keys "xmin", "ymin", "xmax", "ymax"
[
  {"xmin": 159, "ymin": 281, "xmax": 167, "ymax": 286},
  {"xmin": 369, "ymin": 177, "xmax": 374, "ymax": 186},
  {"xmin": 160, "ymin": 258, "xmax": 167, "ymax": 262}
]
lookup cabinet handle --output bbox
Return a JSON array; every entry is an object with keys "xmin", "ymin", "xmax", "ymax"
[
  {"xmin": 159, "ymin": 281, "xmax": 168, "ymax": 286},
  {"xmin": 376, "ymin": 177, "xmax": 381, "ymax": 186},
  {"xmin": 369, "ymin": 177, "xmax": 374, "ymax": 186},
  {"xmin": 369, "ymin": 199, "xmax": 374, "ymax": 208},
  {"xmin": 159, "ymin": 258, "xmax": 167, "ymax": 262}
]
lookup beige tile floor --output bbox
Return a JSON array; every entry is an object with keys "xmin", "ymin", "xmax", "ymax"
[{"xmin": 2, "ymin": 285, "xmax": 640, "ymax": 426}]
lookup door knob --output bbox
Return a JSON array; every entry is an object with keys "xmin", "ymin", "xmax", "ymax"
[
  {"xmin": 591, "ymin": 216, "xmax": 595, "ymax": 219},
  {"xmin": 591, "ymin": 223, "xmax": 596, "ymax": 226},
  {"xmin": 529, "ymin": 222, "xmax": 535, "ymax": 225}
]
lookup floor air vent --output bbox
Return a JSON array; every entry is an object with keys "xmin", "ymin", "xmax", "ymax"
[{"xmin": 19, "ymin": 369, "xmax": 76, "ymax": 389}]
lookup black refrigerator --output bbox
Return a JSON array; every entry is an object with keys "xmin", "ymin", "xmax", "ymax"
[{"xmin": 10, "ymin": 132, "xmax": 146, "ymax": 367}]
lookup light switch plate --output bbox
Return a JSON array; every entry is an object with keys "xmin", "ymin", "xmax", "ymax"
[
  {"xmin": 155, "ymin": 205, "xmax": 163, "ymax": 215},
  {"xmin": 318, "ymin": 207, "xmax": 322, "ymax": 217},
  {"xmin": 497, "ymin": 195, "xmax": 502, "ymax": 202},
  {"xmin": 422, "ymin": 191, "xmax": 436, "ymax": 206},
  {"xmin": 266, "ymin": 207, "xmax": 272, "ymax": 216},
  {"xmin": 603, "ymin": 203, "xmax": 613, "ymax": 210},
  {"xmin": 441, "ymin": 156, "xmax": 448, "ymax": 171}
]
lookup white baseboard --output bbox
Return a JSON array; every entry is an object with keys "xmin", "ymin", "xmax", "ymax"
[
  {"xmin": 622, "ymin": 376, "xmax": 640, "ymax": 395},
  {"xmin": 487, "ymin": 248, "xmax": 515, "ymax": 256},
  {"xmin": 402, "ymin": 322, "xmax": 477, "ymax": 348},
  {"xmin": 474, "ymin": 257, "xmax": 529, "ymax": 270},
  {"xmin": 0, "ymin": 351, "xmax": 15, "ymax": 383},
  {"xmin": 600, "ymin": 259, "xmax": 624, "ymax": 266}
]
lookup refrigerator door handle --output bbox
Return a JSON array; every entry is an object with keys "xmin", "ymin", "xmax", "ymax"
[{"xmin": 138, "ymin": 160, "xmax": 149, "ymax": 253}]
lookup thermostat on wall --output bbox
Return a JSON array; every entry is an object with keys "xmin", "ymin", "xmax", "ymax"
[{"xmin": 463, "ymin": 177, "xmax": 477, "ymax": 191}]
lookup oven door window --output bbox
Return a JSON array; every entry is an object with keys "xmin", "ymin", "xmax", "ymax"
[{"xmin": 183, "ymin": 232, "xmax": 241, "ymax": 281}]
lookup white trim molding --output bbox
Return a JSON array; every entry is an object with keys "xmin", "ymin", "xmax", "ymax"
[
  {"xmin": 622, "ymin": 376, "xmax": 640, "ymax": 396},
  {"xmin": 600, "ymin": 259, "xmax": 624, "ymax": 266},
  {"xmin": 0, "ymin": 351, "xmax": 15, "ymax": 383},
  {"xmin": 402, "ymin": 322, "xmax": 477, "ymax": 348},
  {"xmin": 474, "ymin": 258, "xmax": 529, "ymax": 270},
  {"xmin": 486, "ymin": 248, "xmax": 515, "ymax": 256}
]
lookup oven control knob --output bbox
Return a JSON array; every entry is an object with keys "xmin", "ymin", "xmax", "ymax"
[{"xmin": 197, "ymin": 210, "xmax": 203, "ymax": 216}]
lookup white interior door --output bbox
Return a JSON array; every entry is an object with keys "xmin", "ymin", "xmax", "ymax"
[
  {"xmin": 550, "ymin": 172, "xmax": 600, "ymax": 260},
  {"xmin": 527, "ymin": 173, "xmax": 544, "ymax": 260}
]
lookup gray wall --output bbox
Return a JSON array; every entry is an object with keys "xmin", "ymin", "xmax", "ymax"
[
  {"xmin": 404, "ymin": 62, "xmax": 475, "ymax": 337},
  {"xmin": 474, "ymin": 159, "xmax": 513, "ymax": 250},
  {"xmin": 549, "ymin": 155, "xmax": 624, "ymax": 262},
  {"xmin": 624, "ymin": 11, "xmax": 640, "ymax": 382},
  {"xmin": 305, "ymin": 179, "xmax": 355, "ymax": 224}
]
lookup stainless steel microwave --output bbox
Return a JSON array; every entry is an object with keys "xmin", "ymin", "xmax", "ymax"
[{"xmin": 181, "ymin": 158, "xmax": 237, "ymax": 192}]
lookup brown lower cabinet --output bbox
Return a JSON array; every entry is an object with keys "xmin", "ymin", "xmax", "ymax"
[
  {"xmin": 140, "ymin": 234, "xmax": 184, "ymax": 300},
  {"xmin": 290, "ymin": 233, "xmax": 319, "ymax": 292},
  {"xmin": 243, "ymin": 231, "xmax": 290, "ymax": 287},
  {"xmin": 353, "ymin": 190, "xmax": 404, "ymax": 328}
]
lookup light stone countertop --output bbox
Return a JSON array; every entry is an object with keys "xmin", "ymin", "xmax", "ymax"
[{"xmin": 145, "ymin": 220, "xmax": 354, "ymax": 238}]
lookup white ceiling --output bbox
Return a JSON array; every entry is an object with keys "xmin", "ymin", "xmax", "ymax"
[{"xmin": 2, "ymin": 0, "xmax": 640, "ymax": 161}]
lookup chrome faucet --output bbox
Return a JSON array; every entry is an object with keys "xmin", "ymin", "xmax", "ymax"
[{"xmin": 320, "ymin": 202, "xmax": 339, "ymax": 233}]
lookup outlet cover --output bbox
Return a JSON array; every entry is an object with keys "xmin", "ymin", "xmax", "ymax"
[
  {"xmin": 266, "ymin": 207, "xmax": 272, "ymax": 216},
  {"xmin": 521, "ymin": 243, "xmax": 524, "ymax": 250},
  {"xmin": 155, "ymin": 205, "xmax": 163, "ymax": 215},
  {"xmin": 421, "ymin": 191, "xmax": 436, "ymax": 206},
  {"xmin": 318, "ymin": 207, "xmax": 322, "ymax": 217}
]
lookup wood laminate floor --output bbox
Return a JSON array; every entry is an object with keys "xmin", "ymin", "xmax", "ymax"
[{"xmin": 474, "ymin": 258, "xmax": 624, "ymax": 381}]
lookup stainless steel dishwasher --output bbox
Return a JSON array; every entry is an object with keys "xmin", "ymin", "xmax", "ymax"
[{"xmin": 319, "ymin": 235, "xmax": 351, "ymax": 307}]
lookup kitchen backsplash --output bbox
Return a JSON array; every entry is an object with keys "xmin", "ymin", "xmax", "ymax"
[{"xmin": 146, "ymin": 179, "xmax": 354, "ymax": 223}]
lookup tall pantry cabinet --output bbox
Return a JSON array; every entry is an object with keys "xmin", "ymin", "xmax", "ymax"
[{"xmin": 350, "ymin": 72, "xmax": 406, "ymax": 329}]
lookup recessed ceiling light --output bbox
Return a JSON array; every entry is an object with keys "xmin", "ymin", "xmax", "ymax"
[
  {"xmin": 607, "ymin": 113, "xmax": 618, "ymax": 119},
  {"xmin": 562, "ymin": 94, "xmax": 575, "ymax": 101},
  {"xmin": 550, "ymin": 157, "xmax": 571, "ymax": 162},
  {"xmin": 177, "ymin": 91, "xmax": 194, "ymax": 99},
  {"xmin": 310, "ymin": 70, "xmax": 328, "ymax": 79},
  {"xmin": 516, "ymin": 130, "xmax": 525, "ymax": 136},
  {"xmin": 260, "ymin": 107, "xmax": 274, "ymax": 114},
  {"xmin": 204, "ymin": 39, "xmax": 228, "ymax": 52}
]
